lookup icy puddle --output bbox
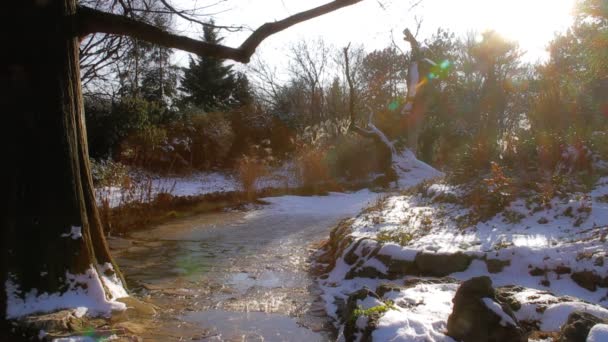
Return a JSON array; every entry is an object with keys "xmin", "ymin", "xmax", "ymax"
[{"xmin": 112, "ymin": 190, "xmax": 378, "ymax": 341}]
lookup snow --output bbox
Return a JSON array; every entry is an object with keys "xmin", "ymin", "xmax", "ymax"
[
  {"xmin": 5, "ymin": 266, "xmax": 126, "ymax": 319},
  {"xmin": 377, "ymin": 243, "xmax": 418, "ymax": 261},
  {"xmin": 587, "ymin": 324, "xmax": 608, "ymax": 342},
  {"xmin": 95, "ymin": 171, "xmax": 238, "ymax": 208},
  {"xmin": 481, "ymin": 297, "xmax": 516, "ymax": 327},
  {"xmin": 73, "ymin": 307, "xmax": 88, "ymax": 318},
  {"xmin": 96, "ymin": 163, "xmax": 299, "ymax": 208},
  {"xmin": 253, "ymin": 189, "xmax": 380, "ymax": 219},
  {"xmin": 393, "ymin": 149, "xmax": 444, "ymax": 188},
  {"xmin": 61, "ymin": 226, "xmax": 82, "ymax": 240},
  {"xmin": 358, "ymin": 296, "xmax": 383, "ymax": 310},
  {"xmin": 371, "ymin": 283, "xmax": 457, "ymax": 342},
  {"xmin": 98, "ymin": 263, "xmax": 128, "ymax": 299},
  {"xmin": 317, "ymin": 152, "xmax": 608, "ymax": 340},
  {"xmin": 540, "ymin": 302, "xmax": 608, "ymax": 331}
]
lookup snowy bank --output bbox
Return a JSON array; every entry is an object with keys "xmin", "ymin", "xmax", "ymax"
[{"xmin": 315, "ymin": 157, "xmax": 608, "ymax": 341}]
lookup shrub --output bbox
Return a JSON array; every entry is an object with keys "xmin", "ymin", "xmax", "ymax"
[
  {"xmin": 327, "ymin": 135, "xmax": 382, "ymax": 180},
  {"xmin": 236, "ymin": 155, "xmax": 268, "ymax": 200},
  {"xmin": 296, "ymin": 147, "xmax": 332, "ymax": 192},
  {"xmin": 467, "ymin": 162, "xmax": 515, "ymax": 221},
  {"xmin": 376, "ymin": 230, "xmax": 414, "ymax": 246},
  {"xmin": 188, "ymin": 111, "xmax": 235, "ymax": 169},
  {"xmin": 90, "ymin": 158, "xmax": 130, "ymax": 188}
]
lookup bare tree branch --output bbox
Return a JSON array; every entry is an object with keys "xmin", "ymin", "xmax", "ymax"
[
  {"xmin": 157, "ymin": 0, "xmax": 245, "ymax": 32},
  {"xmin": 77, "ymin": 0, "xmax": 363, "ymax": 64}
]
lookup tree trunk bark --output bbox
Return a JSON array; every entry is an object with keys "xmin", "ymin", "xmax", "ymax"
[{"xmin": 1, "ymin": 0, "xmax": 125, "ymax": 321}]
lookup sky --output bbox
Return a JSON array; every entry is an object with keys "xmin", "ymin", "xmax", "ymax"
[{"xmin": 172, "ymin": 0, "xmax": 577, "ymax": 71}]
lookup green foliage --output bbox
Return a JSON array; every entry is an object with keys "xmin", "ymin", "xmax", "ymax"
[
  {"xmin": 376, "ymin": 230, "xmax": 414, "ymax": 246},
  {"xmin": 187, "ymin": 110, "xmax": 236, "ymax": 169},
  {"xmin": 350, "ymin": 300, "xmax": 396, "ymax": 323},
  {"xmin": 180, "ymin": 24, "xmax": 251, "ymax": 111}
]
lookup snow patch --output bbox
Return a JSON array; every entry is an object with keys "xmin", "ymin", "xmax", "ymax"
[
  {"xmin": 587, "ymin": 324, "xmax": 608, "ymax": 342},
  {"xmin": 540, "ymin": 302, "xmax": 608, "ymax": 331},
  {"xmin": 98, "ymin": 263, "xmax": 128, "ymax": 299},
  {"xmin": 5, "ymin": 266, "xmax": 126, "ymax": 319},
  {"xmin": 61, "ymin": 226, "xmax": 82, "ymax": 240}
]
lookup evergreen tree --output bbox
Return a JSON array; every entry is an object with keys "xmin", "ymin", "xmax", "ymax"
[{"xmin": 180, "ymin": 24, "xmax": 249, "ymax": 111}]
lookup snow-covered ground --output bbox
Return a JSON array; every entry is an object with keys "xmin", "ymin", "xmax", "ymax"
[
  {"xmin": 96, "ymin": 163, "xmax": 299, "ymax": 208},
  {"xmin": 5, "ymin": 263, "xmax": 127, "ymax": 320},
  {"xmin": 317, "ymin": 155, "xmax": 608, "ymax": 341}
]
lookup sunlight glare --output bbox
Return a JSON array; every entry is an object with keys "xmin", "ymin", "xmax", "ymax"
[{"xmin": 461, "ymin": 0, "xmax": 575, "ymax": 55}]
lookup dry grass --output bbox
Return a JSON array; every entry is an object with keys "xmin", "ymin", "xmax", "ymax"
[{"xmin": 236, "ymin": 156, "xmax": 268, "ymax": 201}]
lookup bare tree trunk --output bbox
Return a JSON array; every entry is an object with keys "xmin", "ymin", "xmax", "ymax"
[
  {"xmin": 342, "ymin": 29, "xmax": 431, "ymax": 182},
  {"xmin": 1, "ymin": 0, "xmax": 125, "ymax": 321},
  {"xmin": 0, "ymin": 0, "xmax": 363, "ymax": 323},
  {"xmin": 402, "ymin": 28, "xmax": 424, "ymax": 153},
  {"xmin": 343, "ymin": 45, "xmax": 396, "ymax": 180}
]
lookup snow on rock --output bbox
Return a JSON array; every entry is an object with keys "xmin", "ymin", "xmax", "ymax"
[
  {"xmin": 5, "ymin": 266, "xmax": 126, "ymax": 319},
  {"xmin": 482, "ymin": 297, "xmax": 516, "ymax": 327},
  {"xmin": 587, "ymin": 324, "xmax": 608, "ymax": 342},
  {"xmin": 393, "ymin": 149, "xmax": 444, "ymax": 188},
  {"xmin": 378, "ymin": 282, "xmax": 458, "ymax": 342},
  {"xmin": 316, "ymin": 154, "xmax": 608, "ymax": 340},
  {"xmin": 541, "ymin": 302, "xmax": 608, "ymax": 331}
]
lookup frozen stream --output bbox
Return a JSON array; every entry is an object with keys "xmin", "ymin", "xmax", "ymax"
[{"xmin": 112, "ymin": 190, "xmax": 378, "ymax": 341}]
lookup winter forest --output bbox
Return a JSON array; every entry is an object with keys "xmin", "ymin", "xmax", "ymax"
[{"xmin": 1, "ymin": 0, "xmax": 608, "ymax": 341}]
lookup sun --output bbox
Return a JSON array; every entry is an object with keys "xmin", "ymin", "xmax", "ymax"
[{"xmin": 465, "ymin": 0, "xmax": 576, "ymax": 57}]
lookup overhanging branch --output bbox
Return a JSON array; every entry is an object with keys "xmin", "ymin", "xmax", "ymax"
[{"xmin": 77, "ymin": 0, "xmax": 362, "ymax": 63}]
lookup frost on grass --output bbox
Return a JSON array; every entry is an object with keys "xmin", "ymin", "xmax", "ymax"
[{"xmin": 5, "ymin": 266, "xmax": 126, "ymax": 319}]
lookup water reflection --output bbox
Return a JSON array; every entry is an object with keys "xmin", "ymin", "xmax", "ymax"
[{"xmin": 113, "ymin": 208, "xmax": 340, "ymax": 341}]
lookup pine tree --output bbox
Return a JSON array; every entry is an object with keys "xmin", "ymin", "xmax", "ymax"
[{"xmin": 180, "ymin": 24, "xmax": 244, "ymax": 111}]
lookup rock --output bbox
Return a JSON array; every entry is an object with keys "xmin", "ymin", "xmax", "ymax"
[
  {"xmin": 485, "ymin": 258, "xmax": 511, "ymax": 273},
  {"xmin": 538, "ymin": 217, "xmax": 549, "ymax": 224},
  {"xmin": 342, "ymin": 288, "xmax": 382, "ymax": 342},
  {"xmin": 559, "ymin": 311, "xmax": 607, "ymax": 342},
  {"xmin": 529, "ymin": 267, "xmax": 545, "ymax": 276},
  {"xmin": 345, "ymin": 266, "xmax": 386, "ymax": 280},
  {"xmin": 594, "ymin": 257, "xmax": 604, "ymax": 267},
  {"xmin": 343, "ymin": 239, "xmax": 369, "ymax": 265},
  {"xmin": 495, "ymin": 286, "xmax": 523, "ymax": 312},
  {"xmin": 446, "ymin": 276, "xmax": 526, "ymax": 342},
  {"xmin": 571, "ymin": 270, "xmax": 602, "ymax": 292},
  {"xmin": 375, "ymin": 283, "xmax": 403, "ymax": 297},
  {"xmin": 414, "ymin": 252, "xmax": 472, "ymax": 277},
  {"xmin": 555, "ymin": 265, "xmax": 572, "ymax": 275},
  {"xmin": 375, "ymin": 253, "xmax": 417, "ymax": 280}
]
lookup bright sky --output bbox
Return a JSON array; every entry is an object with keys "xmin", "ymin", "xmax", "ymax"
[{"xmin": 173, "ymin": 0, "xmax": 576, "ymax": 69}]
